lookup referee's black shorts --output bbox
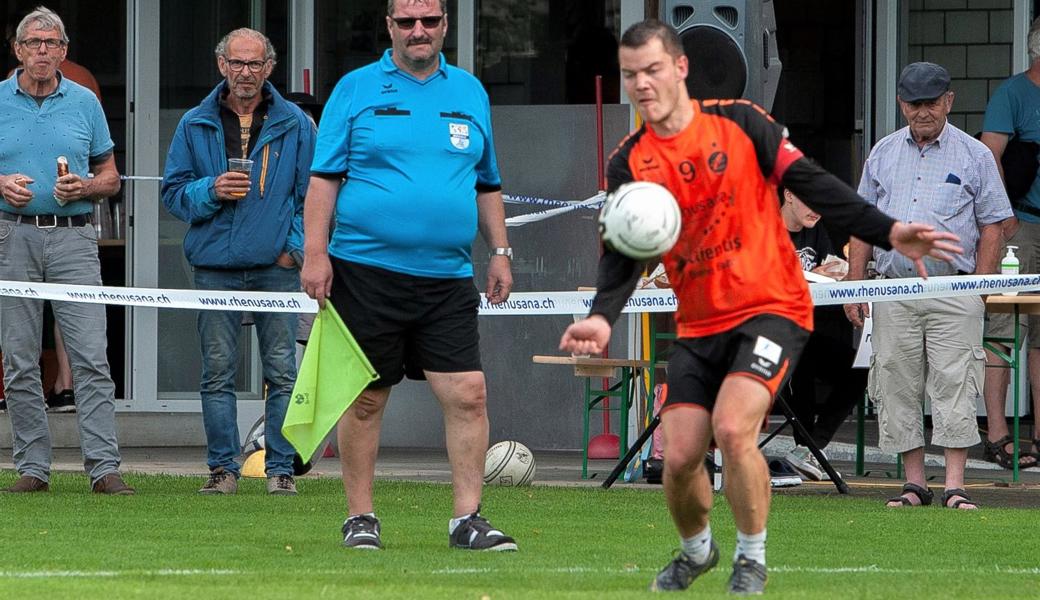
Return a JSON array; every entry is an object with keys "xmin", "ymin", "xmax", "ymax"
[{"xmin": 328, "ymin": 257, "xmax": 482, "ymax": 388}]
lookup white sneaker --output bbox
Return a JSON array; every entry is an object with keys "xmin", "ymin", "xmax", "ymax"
[{"xmin": 785, "ymin": 446, "xmax": 834, "ymax": 481}]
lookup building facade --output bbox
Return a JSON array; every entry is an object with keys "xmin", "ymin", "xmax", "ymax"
[{"xmin": 0, "ymin": 0, "xmax": 1032, "ymax": 448}]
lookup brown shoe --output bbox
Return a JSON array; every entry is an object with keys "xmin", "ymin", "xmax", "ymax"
[
  {"xmin": 267, "ymin": 474, "xmax": 297, "ymax": 496},
  {"xmin": 198, "ymin": 467, "xmax": 238, "ymax": 495},
  {"xmin": 92, "ymin": 473, "xmax": 136, "ymax": 495},
  {"xmin": 2, "ymin": 475, "xmax": 49, "ymax": 493}
]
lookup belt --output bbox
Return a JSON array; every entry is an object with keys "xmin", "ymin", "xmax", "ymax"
[{"xmin": 0, "ymin": 212, "xmax": 91, "ymax": 228}]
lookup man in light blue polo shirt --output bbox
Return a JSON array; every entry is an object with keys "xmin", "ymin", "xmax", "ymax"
[
  {"xmin": 302, "ymin": 0, "xmax": 516, "ymax": 552},
  {"xmin": 0, "ymin": 7, "xmax": 132, "ymax": 495}
]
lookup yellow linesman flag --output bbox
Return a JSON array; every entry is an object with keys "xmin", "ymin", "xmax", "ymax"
[{"xmin": 282, "ymin": 303, "xmax": 377, "ymax": 463}]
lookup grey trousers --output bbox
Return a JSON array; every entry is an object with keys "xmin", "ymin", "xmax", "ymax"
[{"xmin": 0, "ymin": 219, "xmax": 121, "ymax": 483}]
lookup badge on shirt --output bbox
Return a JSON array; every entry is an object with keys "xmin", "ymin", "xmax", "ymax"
[{"xmin": 449, "ymin": 122, "xmax": 470, "ymax": 150}]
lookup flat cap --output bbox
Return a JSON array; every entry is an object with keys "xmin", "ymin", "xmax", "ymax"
[{"xmin": 897, "ymin": 62, "xmax": 950, "ymax": 102}]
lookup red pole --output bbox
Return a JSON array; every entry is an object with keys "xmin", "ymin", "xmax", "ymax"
[
  {"xmin": 595, "ymin": 75, "xmax": 612, "ymax": 440},
  {"xmin": 596, "ymin": 75, "xmax": 606, "ymax": 190}
]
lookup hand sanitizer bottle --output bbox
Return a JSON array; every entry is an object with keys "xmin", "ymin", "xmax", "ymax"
[{"xmin": 1002, "ymin": 245, "xmax": 1020, "ymax": 296}]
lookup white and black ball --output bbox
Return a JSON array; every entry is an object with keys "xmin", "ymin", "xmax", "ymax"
[
  {"xmin": 599, "ymin": 181, "xmax": 682, "ymax": 260},
  {"xmin": 484, "ymin": 441, "xmax": 536, "ymax": 487}
]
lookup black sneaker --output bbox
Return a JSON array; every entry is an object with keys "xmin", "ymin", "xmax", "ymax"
[
  {"xmin": 649, "ymin": 541, "xmax": 720, "ymax": 592},
  {"xmin": 0, "ymin": 399, "xmax": 6, "ymax": 412},
  {"xmin": 448, "ymin": 507, "xmax": 517, "ymax": 551},
  {"xmin": 728, "ymin": 554, "xmax": 767, "ymax": 596},
  {"xmin": 341, "ymin": 514, "xmax": 382, "ymax": 550},
  {"xmin": 45, "ymin": 389, "xmax": 76, "ymax": 413}
]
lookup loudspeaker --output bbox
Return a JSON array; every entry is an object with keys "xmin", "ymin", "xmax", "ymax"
[{"xmin": 661, "ymin": 0, "xmax": 782, "ymax": 111}]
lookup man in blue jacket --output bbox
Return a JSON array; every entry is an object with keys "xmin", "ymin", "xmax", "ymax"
[{"xmin": 162, "ymin": 28, "xmax": 315, "ymax": 496}]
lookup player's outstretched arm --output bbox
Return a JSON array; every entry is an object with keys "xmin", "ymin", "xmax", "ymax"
[{"xmin": 888, "ymin": 222, "xmax": 963, "ymax": 279}]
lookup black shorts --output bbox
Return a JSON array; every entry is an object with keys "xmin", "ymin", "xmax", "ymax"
[
  {"xmin": 328, "ymin": 258, "xmax": 482, "ymax": 388},
  {"xmin": 664, "ymin": 314, "xmax": 810, "ymax": 413}
]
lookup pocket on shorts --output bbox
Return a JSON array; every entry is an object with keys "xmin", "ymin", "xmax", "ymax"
[
  {"xmin": 0, "ymin": 221, "xmax": 13, "ymax": 243},
  {"xmin": 967, "ymin": 344, "xmax": 986, "ymax": 400},
  {"xmin": 867, "ymin": 353, "xmax": 883, "ymax": 412}
]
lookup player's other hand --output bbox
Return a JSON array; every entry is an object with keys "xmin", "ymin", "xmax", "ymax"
[
  {"xmin": 559, "ymin": 315, "xmax": 612, "ymax": 356},
  {"xmin": 889, "ymin": 222, "xmax": 962, "ymax": 279}
]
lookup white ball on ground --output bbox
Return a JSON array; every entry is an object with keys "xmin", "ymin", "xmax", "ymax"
[
  {"xmin": 484, "ymin": 441, "xmax": 536, "ymax": 487},
  {"xmin": 599, "ymin": 181, "xmax": 682, "ymax": 260}
]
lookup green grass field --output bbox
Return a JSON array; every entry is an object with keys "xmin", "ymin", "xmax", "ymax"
[{"xmin": 1, "ymin": 473, "xmax": 1038, "ymax": 599}]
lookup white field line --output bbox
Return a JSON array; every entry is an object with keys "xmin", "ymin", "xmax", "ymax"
[{"xmin": 3, "ymin": 565, "xmax": 1040, "ymax": 579}]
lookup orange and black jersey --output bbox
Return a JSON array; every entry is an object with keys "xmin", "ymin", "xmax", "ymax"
[{"xmin": 590, "ymin": 99, "xmax": 896, "ymax": 337}]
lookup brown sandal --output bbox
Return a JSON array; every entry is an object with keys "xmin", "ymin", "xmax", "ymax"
[
  {"xmin": 982, "ymin": 435, "xmax": 1039, "ymax": 470},
  {"xmin": 885, "ymin": 482, "xmax": 933, "ymax": 507},
  {"xmin": 940, "ymin": 488, "xmax": 979, "ymax": 510}
]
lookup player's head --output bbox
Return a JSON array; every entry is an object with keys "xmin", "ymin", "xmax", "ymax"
[{"xmin": 618, "ymin": 19, "xmax": 690, "ymax": 131}]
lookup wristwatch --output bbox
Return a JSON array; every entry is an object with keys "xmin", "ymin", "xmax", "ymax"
[{"xmin": 490, "ymin": 247, "xmax": 513, "ymax": 260}]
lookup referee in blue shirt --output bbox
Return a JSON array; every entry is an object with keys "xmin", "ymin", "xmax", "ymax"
[{"xmin": 302, "ymin": 0, "xmax": 516, "ymax": 552}]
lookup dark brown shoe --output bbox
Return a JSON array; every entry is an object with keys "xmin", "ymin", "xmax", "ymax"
[
  {"xmin": 92, "ymin": 473, "xmax": 135, "ymax": 495},
  {"xmin": 2, "ymin": 475, "xmax": 49, "ymax": 493}
]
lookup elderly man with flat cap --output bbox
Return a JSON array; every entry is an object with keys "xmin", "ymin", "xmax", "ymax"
[{"xmin": 845, "ymin": 62, "xmax": 1012, "ymax": 510}]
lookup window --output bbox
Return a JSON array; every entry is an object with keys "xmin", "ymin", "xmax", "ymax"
[{"xmin": 476, "ymin": 0, "xmax": 621, "ymax": 105}]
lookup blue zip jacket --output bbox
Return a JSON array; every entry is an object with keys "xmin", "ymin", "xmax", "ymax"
[{"xmin": 161, "ymin": 81, "xmax": 315, "ymax": 269}]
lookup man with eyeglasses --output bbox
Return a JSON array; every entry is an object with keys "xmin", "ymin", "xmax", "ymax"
[
  {"xmin": 162, "ymin": 28, "xmax": 315, "ymax": 497},
  {"xmin": 0, "ymin": 6, "xmax": 133, "ymax": 495},
  {"xmin": 302, "ymin": 0, "xmax": 516, "ymax": 552}
]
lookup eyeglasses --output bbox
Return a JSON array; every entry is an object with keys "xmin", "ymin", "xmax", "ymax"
[
  {"xmin": 18, "ymin": 38, "xmax": 65, "ymax": 50},
  {"xmin": 224, "ymin": 58, "xmax": 268, "ymax": 73},
  {"xmin": 390, "ymin": 15, "xmax": 444, "ymax": 30}
]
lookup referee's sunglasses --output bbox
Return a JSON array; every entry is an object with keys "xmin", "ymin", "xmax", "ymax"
[{"xmin": 391, "ymin": 15, "xmax": 444, "ymax": 30}]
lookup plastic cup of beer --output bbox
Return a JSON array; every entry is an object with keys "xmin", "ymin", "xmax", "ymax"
[{"xmin": 227, "ymin": 158, "xmax": 253, "ymax": 198}]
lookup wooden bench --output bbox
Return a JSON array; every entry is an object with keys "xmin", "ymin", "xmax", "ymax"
[{"xmin": 533, "ymin": 355, "xmax": 652, "ymax": 478}]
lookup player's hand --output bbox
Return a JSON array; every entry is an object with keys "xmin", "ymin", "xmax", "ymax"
[
  {"xmin": 1, "ymin": 174, "xmax": 33, "ymax": 208},
  {"xmin": 301, "ymin": 252, "xmax": 333, "ymax": 309},
  {"xmin": 213, "ymin": 172, "xmax": 251, "ymax": 201},
  {"xmin": 559, "ymin": 315, "xmax": 612, "ymax": 356},
  {"xmin": 844, "ymin": 302, "xmax": 870, "ymax": 328},
  {"xmin": 888, "ymin": 222, "xmax": 963, "ymax": 279}
]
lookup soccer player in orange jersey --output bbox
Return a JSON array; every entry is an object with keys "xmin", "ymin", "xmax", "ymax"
[{"xmin": 559, "ymin": 20, "xmax": 962, "ymax": 595}]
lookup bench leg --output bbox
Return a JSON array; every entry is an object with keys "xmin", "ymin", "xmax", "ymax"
[{"xmin": 583, "ymin": 377, "xmax": 591, "ymax": 479}]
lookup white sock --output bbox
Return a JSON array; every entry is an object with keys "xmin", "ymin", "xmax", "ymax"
[
  {"xmin": 679, "ymin": 524, "xmax": 713, "ymax": 564},
  {"xmin": 347, "ymin": 511, "xmax": 376, "ymax": 522},
  {"xmin": 735, "ymin": 530, "xmax": 766, "ymax": 566},
  {"xmin": 449, "ymin": 513, "xmax": 471, "ymax": 534}
]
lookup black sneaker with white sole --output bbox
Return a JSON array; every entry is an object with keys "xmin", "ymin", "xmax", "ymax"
[
  {"xmin": 448, "ymin": 507, "xmax": 517, "ymax": 551},
  {"xmin": 341, "ymin": 514, "xmax": 382, "ymax": 550},
  {"xmin": 45, "ymin": 389, "xmax": 76, "ymax": 413},
  {"xmin": 728, "ymin": 554, "xmax": 767, "ymax": 595},
  {"xmin": 649, "ymin": 541, "xmax": 720, "ymax": 592}
]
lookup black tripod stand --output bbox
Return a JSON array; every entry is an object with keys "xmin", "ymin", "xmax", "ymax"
[{"xmin": 601, "ymin": 394, "xmax": 849, "ymax": 493}]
